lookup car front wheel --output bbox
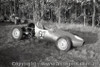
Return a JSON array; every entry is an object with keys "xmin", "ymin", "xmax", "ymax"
[{"xmin": 56, "ymin": 37, "xmax": 71, "ymax": 51}]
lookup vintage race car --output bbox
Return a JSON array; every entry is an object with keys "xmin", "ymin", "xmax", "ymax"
[{"xmin": 11, "ymin": 22, "xmax": 84, "ymax": 51}]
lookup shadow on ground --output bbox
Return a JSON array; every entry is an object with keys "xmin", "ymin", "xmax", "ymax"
[
  {"xmin": 0, "ymin": 41, "xmax": 54, "ymax": 67},
  {"xmin": 0, "ymin": 47, "xmax": 20, "ymax": 67},
  {"xmin": 64, "ymin": 29, "xmax": 98, "ymax": 44}
]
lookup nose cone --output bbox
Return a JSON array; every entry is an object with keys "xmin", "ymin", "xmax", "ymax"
[
  {"xmin": 72, "ymin": 40, "xmax": 84, "ymax": 47},
  {"xmin": 74, "ymin": 35, "xmax": 83, "ymax": 41},
  {"xmin": 72, "ymin": 35, "xmax": 84, "ymax": 47}
]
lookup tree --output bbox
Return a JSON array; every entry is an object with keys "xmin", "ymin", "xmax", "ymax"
[
  {"xmin": 33, "ymin": 0, "xmax": 36, "ymax": 22},
  {"xmin": 92, "ymin": 0, "xmax": 96, "ymax": 27},
  {"xmin": 0, "ymin": 0, "xmax": 1, "ymax": 15}
]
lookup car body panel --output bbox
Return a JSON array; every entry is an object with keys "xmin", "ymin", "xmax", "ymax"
[{"xmin": 35, "ymin": 24, "xmax": 84, "ymax": 47}]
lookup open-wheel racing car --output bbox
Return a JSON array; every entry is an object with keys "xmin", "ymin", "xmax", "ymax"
[{"xmin": 11, "ymin": 22, "xmax": 84, "ymax": 51}]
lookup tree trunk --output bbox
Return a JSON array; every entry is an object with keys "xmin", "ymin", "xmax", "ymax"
[
  {"xmin": 10, "ymin": 0, "xmax": 13, "ymax": 14},
  {"xmin": 14, "ymin": 0, "xmax": 19, "ymax": 15},
  {"xmin": 84, "ymin": 8, "xmax": 86, "ymax": 26},
  {"xmin": 8, "ymin": 0, "xmax": 12, "ymax": 15},
  {"xmin": 33, "ymin": 0, "xmax": 36, "ymax": 22},
  {"xmin": 14, "ymin": 0, "xmax": 16, "ymax": 14},
  {"xmin": 0, "ymin": 0, "xmax": 1, "ymax": 15},
  {"xmin": 38, "ymin": 0, "xmax": 41, "ymax": 21},
  {"xmin": 4, "ymin": 5, "xmax": 6, "ymax": 16},
  {"xmin": 75, "ymin": 5, "xmax": 77, "ymax": 20},
  {"xmin": 92, "ymin": 0, "xmax": 95, "ymax": 27},
  {"xmin": 58, "ymin": 0, "xmax": 61, "ymax": 23},
  {"xmin": 58, "ymin": 8, "xmax": 61, "ymax": 23}
]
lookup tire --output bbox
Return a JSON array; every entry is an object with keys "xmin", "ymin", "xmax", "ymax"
[
  {"xmin": 11, "ymin": 27, "xmax": 23, "ymax": 40},
  {"xmin": 56, "ymin": 37, "xmax": 71, "ymax": 51}
]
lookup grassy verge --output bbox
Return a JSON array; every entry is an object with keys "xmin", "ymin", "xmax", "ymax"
[{"xmin": 0, "ymin": 23, "xmax": 100, "ymax": 67}]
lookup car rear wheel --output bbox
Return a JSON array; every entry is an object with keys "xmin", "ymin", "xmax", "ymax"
[
  {"xmin": 12, "ymin": 27, "xmax": 23, "ymax": 40},
  {"xmin": 56, "ymin": 37, "xmax": 71, "ymax": 51}
]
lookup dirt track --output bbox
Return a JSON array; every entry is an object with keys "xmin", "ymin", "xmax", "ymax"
[{"xmin": 0, "ymin": 23, "xmax": 100, "ymax": 67}]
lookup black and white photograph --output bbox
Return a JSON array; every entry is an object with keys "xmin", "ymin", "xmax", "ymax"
[{"xmin": 0, "ymin": 0, "xmax": 100, "ymax": 67}]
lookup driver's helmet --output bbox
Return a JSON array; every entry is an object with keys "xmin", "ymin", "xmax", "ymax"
[
  {"xmin": 36, "ymin": 21, "xmax": 51, "ymax": 29},
  {"xmin": 36, "ymin": 21, "xmax": 57, "ymax": 30},
  {"xmin": 36, "ymin": 21, "xmax": 44, "ymax": 29}
]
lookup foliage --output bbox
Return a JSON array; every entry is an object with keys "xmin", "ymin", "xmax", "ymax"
[{"xmin": 0, "ymin": 0, "xmax": 100, "ymax": 26}]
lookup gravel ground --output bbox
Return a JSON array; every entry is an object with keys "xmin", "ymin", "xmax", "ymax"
[{"xmin": 0, "ymin": 23, "xmax": 100, "ymax": 67}]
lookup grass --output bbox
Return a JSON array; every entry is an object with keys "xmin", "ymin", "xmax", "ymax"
[{"xmin": 0, "ymin": 23, "xmax": 100, "ymax": 67}]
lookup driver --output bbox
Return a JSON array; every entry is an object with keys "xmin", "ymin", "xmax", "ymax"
[{"xmin": 36, "ymin": 20, "xmax": 57, "ymax": 31}]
